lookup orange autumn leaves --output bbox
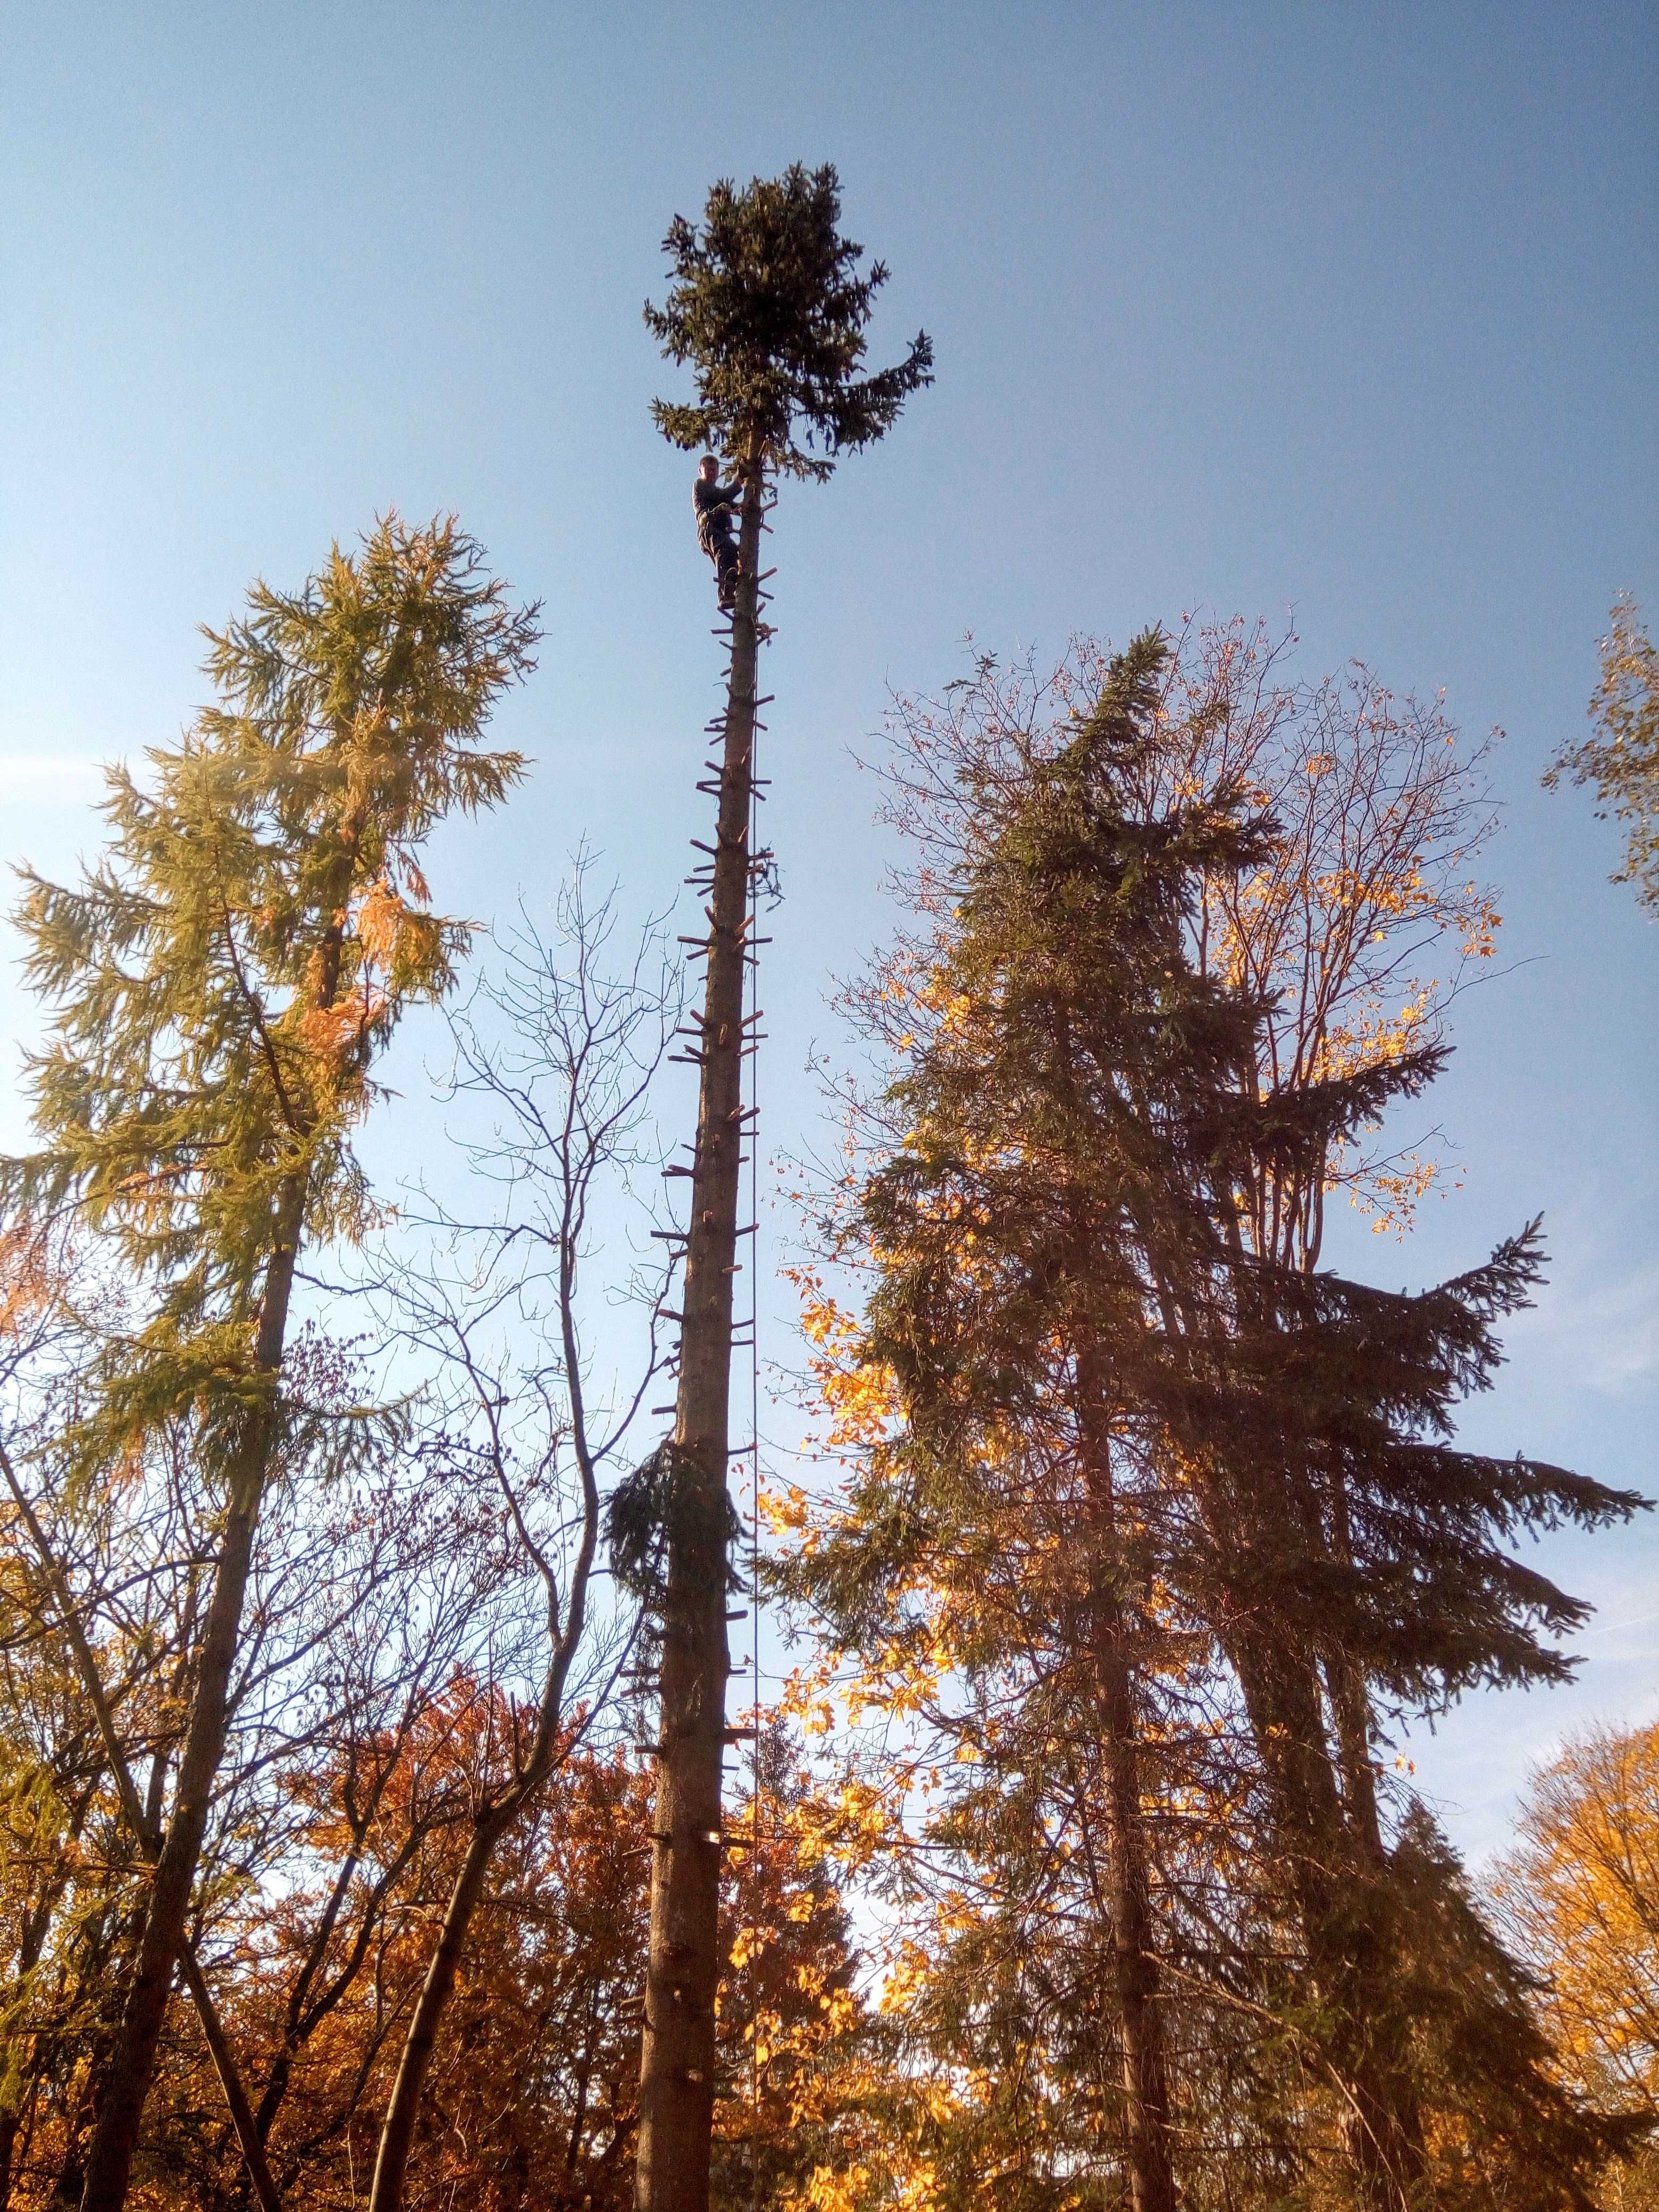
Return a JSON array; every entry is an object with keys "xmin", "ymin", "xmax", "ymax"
[
  {"xmin": 1494, "ymin": 1721, "xmax": 1659, "ymax": 2118},
  {"xmin": 293, "ymin": 872, "xmax": 447, "ymax": 1078}
]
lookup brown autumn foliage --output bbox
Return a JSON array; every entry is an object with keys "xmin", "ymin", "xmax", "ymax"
[{"xmin": 0, "ymin": 1672, "xmax": 884, "ymax": 2212}]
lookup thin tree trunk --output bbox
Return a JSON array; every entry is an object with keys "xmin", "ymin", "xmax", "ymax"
[
  {"xmin": 176, "ymin": 1953, "xmax": 281, "ymax": 2212},
  {"xmin": 367, "ymin": 1814, "xmax": 502, "ymax": 2211},
  {"xmin": 634, "ymin": 459, "xmax": 765, "ymax": 2212},
  {"xmin": 77, "ymin": 1186, "xmax": 304, "ymax": 2212},
  {"xmin": 1210, "ymin": 1430, "xmax": 1421, "ymax": 2204},
  {"xmin": 250, "ymin": 1817, "xmax": 424, "ymax": 2160},
  {"xmin": 366, "ymin": 910, "xmax": 610, "ymax": 2212},
  {"xmin": 77, "ymin": 805, "xmax": 374, "ymax": 2211},
  {"xmin": 1328, "ymin": 1649, "xmax": 1385, "ymax": 1864},
  {"xmin": 366, "ymin": 1671, "xmax": 592, "ymax": 2209},
  {"xmin": 1227, "ymin": 1633, "xmax": 1424, "ymax": 2212},
  {"xmin": 0, "ymin": 1441, "xmax": 280, "ymax": 2211},
  {"xmin": 1324, "ymin": 1484, "xmax": 1386, "ymax": 1866},
  {"xmin": 1077, "ymin": 1348, "xmax": 1179, "ymax": 2212},
  {"xmin": 0, "ymin": 1883, "xmax": 59, "ymax": 2206}
]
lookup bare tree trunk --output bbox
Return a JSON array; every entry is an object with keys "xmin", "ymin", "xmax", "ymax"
[
  {"xmin": 1077, "ymin": 1349, "xmax": 1179, "ymax": 2212},
  {"xmin": 77, "ymin": 1190, "xmax": 303, "ymax": 2212},
  {"xmin": 176, "ymin": 1953, "xmax": 281, "ymax": 2212},
  {"xmin": 357, "ymin": 876, "xmax": 636, "ymax": 2212},
  {"xmin": 367, "ymin": 1815, "xmax": 501, "ymax": 2211},
  {"xmin": 1227, "ymin": 1634, "xmax": 1425, "ymax": 2212},
  {"xmin": 1325, "ymin": 1485, "xmax": 1386, "ymax": 1867},
  {"xmin": 366, "ymin": 1645, "xmax": 594, "ymax": 2212},
  {"xmin": 634, "ymin": 460, "xmax": 765, "ymax": 2212}
]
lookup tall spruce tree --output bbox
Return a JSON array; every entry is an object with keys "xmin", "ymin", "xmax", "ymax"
[
  {"xmin": 833, "ymin": 634, "xmax": 1279, "ymax": 2212},
  {"xmin": 631, "ymin": 165, "xmax": 929, "ymax": 2212},
  {"xmin": 802, "ymin": 629, "xmax": 1641, "ymax": 2210},
  {"xmin": 4, "ymin": 517, "xmax": 535, "ymax": 2211},
  {"xmin": 1178, "ymin": 1213, "xmax": 1641, "ymax": 2206}
]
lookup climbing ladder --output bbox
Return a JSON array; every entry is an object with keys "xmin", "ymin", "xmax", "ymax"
[{"xmin": 633, "ymin": 486, "xmax": 779, "ymax": 2209}]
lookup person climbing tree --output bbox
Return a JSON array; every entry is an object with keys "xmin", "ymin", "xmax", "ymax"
[
  {"xmin": 626, "ymin": 165, "xmax": 931, "ymax": 2212},
  {"xmin": 693, "ymin": 454, "xmax": 742, "ymax": 610}
]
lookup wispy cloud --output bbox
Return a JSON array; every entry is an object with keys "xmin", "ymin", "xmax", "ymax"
[{"xmin": 1510, "ymin": 1252, "xmax": 1659, "ymax": 1397}]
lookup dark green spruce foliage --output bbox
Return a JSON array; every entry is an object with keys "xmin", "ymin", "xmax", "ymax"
[
  {"xmin": 631, "ymin": 162, "xmax": 932, "ymax": 2212},
  {"xmin": 1189, "ymin": 1227, "xmax": 1631, "ymax": 1711},
  {"xmin": 809, "ymin": 628, "xmax": 1641, "ymax": 2206},
  {"xmin": 644, "ymin": 161, "xmax": 933, "ymax": 477}
]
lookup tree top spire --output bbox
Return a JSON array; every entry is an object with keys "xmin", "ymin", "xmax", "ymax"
[{"xmin": 644, "ymin": 162, "xmax": 933, "ymax": 481}]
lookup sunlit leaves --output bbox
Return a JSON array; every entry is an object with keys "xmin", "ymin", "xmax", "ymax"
[
  {"xmin": 5, "ymin": 512, "xmax": 534, "ymax": 1367},
  {"xmin": 1494, "ymin": 1721, "xmax": 1659, "ymax": 2117},
  {"xmin": 1546, "ymin": 593, "xmax": 1659, "ymax": 914}
]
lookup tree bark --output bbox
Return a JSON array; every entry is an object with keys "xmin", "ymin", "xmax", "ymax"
[
  {"xmin": 1076, "ymin": 1347, "xmax": 1179, "ymax": 2212},
  {"xmin": 77, "ymin": 1189, "xmax": 304, "ymax": 2212},
  {"xmin": 364, "ymin": 884, "xmax": 611, "ymax": 2212},
  {"xmin": 1325, "ymin": 1484, "xmax": 1386, "ymax": 1867},
  {"xmin": 1226, "ymin": 1632, "xmax": 1425, "ymax": 2212},
  {"xmin": 76, "ymin": 803, "xmax": 376, "ymax": 2211},
  {"xmin": 634, "ymin": 460, "xmax": 765, "ymax": 2212},
  {"xmin": 367, "ymin": 1628, "xmax": 594, "ymax": 2208},
  {"xmin": 176, "ymin": 1951, "xmax": 282, "ymax": 2212},
  {"xmin": 367, "ymin": 1814, "xmax": 502, "ymax": 2211},
  {"xmin": 0, "ymin": 1440, "xmax": 280, "ymax": 2211}
]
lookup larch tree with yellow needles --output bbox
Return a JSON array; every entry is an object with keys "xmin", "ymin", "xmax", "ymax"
[{"xmin": 3, "ymin": 515, "xmax": 536, "ymax": 2212}]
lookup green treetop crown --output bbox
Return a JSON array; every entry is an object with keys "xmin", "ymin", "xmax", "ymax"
[
  {"xmin": 6, "ymin": 515, "xmax": 538, "ymax": 1339},
  {"xmin": 644, "ymin": 162, "xmax": 934, "ymax": 480}
]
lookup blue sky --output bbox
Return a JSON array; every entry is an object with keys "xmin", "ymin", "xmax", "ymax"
[{"xmin": 2, "ymin": 0, "xmax": 1654, "ymax": 1858}]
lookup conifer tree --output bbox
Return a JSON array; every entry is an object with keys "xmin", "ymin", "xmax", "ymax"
[
  {"xmin": 632, "ymin": 165, "xmax": 929, "ymax": 2212},
  {"xmin": 4, "ymin": 516, "xmax": 535, "ymax": 2210},
  {"xmin": 828, "ymin": 633, "xmax": 1277, "ymax": 2212},
  {"xmin": 799, "ymin": 628, "xmax": 1641, "ymax": 2211},
  {"xmin": 1179, "ymin": 1230, "xmax": 1640, "ymax": 2207}
]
